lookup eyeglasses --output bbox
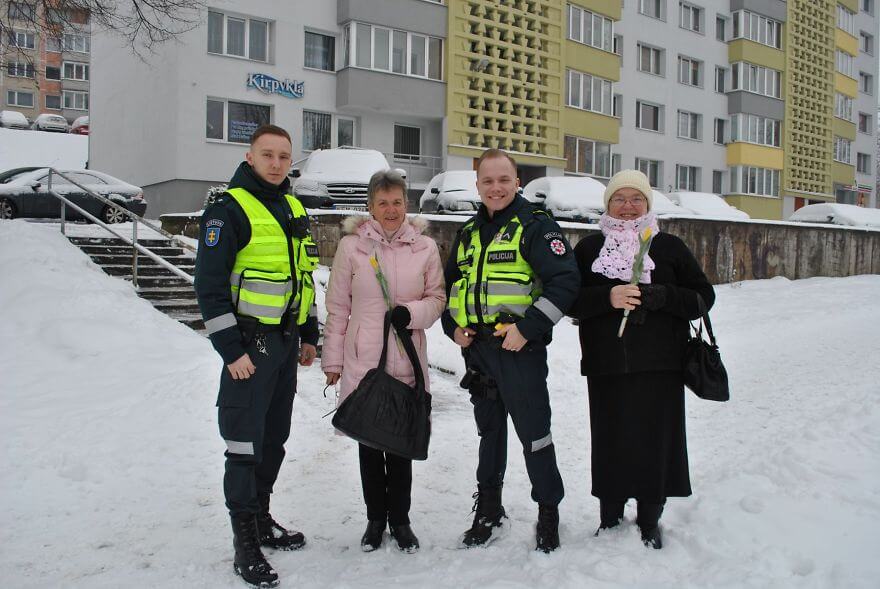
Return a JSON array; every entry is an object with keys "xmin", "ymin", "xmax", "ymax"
[{"xmin": 609, "ymin": 197, "xmax": 647, "ymax": 206}]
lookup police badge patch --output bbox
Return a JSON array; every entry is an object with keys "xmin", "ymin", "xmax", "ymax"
[
  {"xmin": 205, "ymin": 219, "xmax": 223, "ymax": 247},
  {"xmin": 549, "ymin": 238, "xmax": 566, "ymax": 256}
]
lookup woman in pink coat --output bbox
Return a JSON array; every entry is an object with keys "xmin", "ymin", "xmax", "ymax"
[{"xmin": 322, "ymin": 170, "xmax": 445, "ymax": 554}]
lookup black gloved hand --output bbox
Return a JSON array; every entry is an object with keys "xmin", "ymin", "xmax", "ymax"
[
  {"xmin": 639, "ymin": 284, "xmax": 667, "ymax": 311},
  {"xmin": 390, "ymin": 305, "xmax": 412, "ymax": 335}
]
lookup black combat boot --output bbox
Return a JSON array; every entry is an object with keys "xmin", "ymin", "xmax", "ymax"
[
  {"xmin": 231, "ymin": 513, "xmax": 279, "ymax": 588},
  {"xmin": 461, "ymin": 484, "xmax": 507, "ymax": 548},
  {"xmin": 535, "ymin": 504, "xmax": 560, "ymax": 553},
  {"xmin": 637, "ymin": 502, "xmax": 664, "ymax": 549},
  {"xmin": 360, "ymin": 520, "xmax": 386, "ymax": 552},
  {"xmin": 595, "ymin": 499, "xmax": 626, "ymax": 535},
  {"xmin": 390, "ymin": 524, "xmax": 420, "ymax": 554},
  {"xmin": 256, "ymin": 495, "xmax": 306, "ymax": 551}
]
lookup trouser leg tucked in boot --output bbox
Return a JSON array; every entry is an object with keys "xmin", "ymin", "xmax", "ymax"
[
  {"xmin": 596, "ymin": 499, "xmax": 626, "ymax": 534},
  {"xmin": 231, "ymin": 513, "xmax": 279, "ymax": 588},
  {"xmin": 256, "ymin": 494, "xmax": 305, "ymax": 551},
  {"xmin": 535, "ymin": 503, "xmax": 560, "ymax": 553},
  {"xmin": 637, "ymin": 501, "xmax": 665, "ymax": 549},
  {"xmin": 460, "ymin": 484, "xmax": 507, "ymax": 548}
]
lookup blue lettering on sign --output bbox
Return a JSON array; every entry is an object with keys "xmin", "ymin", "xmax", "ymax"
[{"xmin": 247, "ymin": 73, "xmax": 305, "ymax": 99}]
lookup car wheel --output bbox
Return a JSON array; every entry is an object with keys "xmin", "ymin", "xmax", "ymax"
[
  {"xmin": 101, "ymin": 205, "xmax": 127, "ymax": 224},
  {"xmin": 0, "ymin": 198, "xmax": 16, "ymax": 220}
]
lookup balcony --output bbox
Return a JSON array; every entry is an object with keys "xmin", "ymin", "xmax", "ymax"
[{"xmin": 336, "ymin": 67, "xmax": 445, "ymax": 119}]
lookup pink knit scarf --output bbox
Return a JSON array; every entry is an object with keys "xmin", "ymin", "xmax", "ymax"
[{"xmin": 591, "ymin": 213, "xmax": 660, "ymax": 283}]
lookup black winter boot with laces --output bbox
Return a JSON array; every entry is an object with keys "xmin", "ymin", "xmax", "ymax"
[
  {"xmin": 535, "ymin": 504, "xmax": 560, "ymax": 553},
  {"xmin": 256, "ymin": 495, "xmax": 306, "ymax": 551},
  {"xmin": 231, "ymin": 513, "xmax": 279, "ymax": 588},
  {"xmin": 460, "ymin": 484, "xmax": 507, "ymax": 548}
]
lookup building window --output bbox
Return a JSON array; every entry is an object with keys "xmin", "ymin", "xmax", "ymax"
[
  {"xmin": 46, "ymin": 66, "xmax": 61, "ymax": 80},
  {"xmin": 612, "ymin": 153, "xmax": 622, "ymax": 175},
  {"xmin": 45, "ymin": 95, "xmax": 61, "ymax": 110},
  {"xmin": 714, "ymin": 118, "xmax": 727, "ymax": 144},
  {"xmin": 6, "ymin": 62, "xmax": 35, "ymax": 78},
  {"xmin": 715, "ymin": 66, "xmax": 726, "ymax": 92},
  {"xmin": 613, "ymin": 34, "xmax": 622, "ymax": 56},
  {"xmin": 205, "ymin": 98, "xmax": 270, "ymax": 143},
  {"xmin": 612, "ymin": 93, "xmax": 622, "ymax": 118},
  {"xmin": 715, "ymin": 15, "xmax": 726, "ymax": 41},
  {"xmin": 857, "ymin": 153, "xmax": 871, "ymax": 173},
  {"xmin": 858, "ymin": 112, "xmax": 872, "ymax": 133},
  {"xmin": 63, "ymin": 33, "xmax": 90, "ymax": 53},
  {"xmin": 639, "ymin": 0, "xmax": 665, "ymax": 20},
  {"xmin": 677, "ymin": 110, "xmax": 702, "ymax": 140},
  {"xmin": 346, "ymin": 22, "xmax": 442, "ymax": 81},
  {"xmin": 47, "ymin": 37, "xmax": 62, "ymax": 52},
  {"xmin": 679, "ymin": 2, "xmax": 703, "ymax": 33},
  {"xmin": 635, "ymin": 157, "xmax": 662, "ymax": 187},
  {"xmin": 836, "ymin": 50, "xmax": 855, "ymax": 79},
  {"xmin": 568, "ymin": 4, "xmax": 614, "ymax": 52},
  {"xmin": 304, "ymin": 31, "xmax": 335, "ymax": 71},
  {"xmin": 62, "ymin": 61, "xmax": 89, "ymax": 81},
  {"xmin": 207, "ymin": 10, "xmax": 270, "ymax": 62},
  {"xmin": 303, "ymin": 111, "xmax": 332, "ymax": 151},
  {"xmin": 6, "ymin": 90, "xmax": 34, "ymax": 107},
  {"xmin": 730, "ymin": 166, "xmax": 779, "ymax": 196},
  {"xmin": 678, "ymin": 55, "xmax": 702, "ymax": 87},
  {"xmin": 63, "ymin": 90, "xmax": 89, "ymax": 110},
  {"xmin": 637, "ymin": 43, "xmax": 663, "ymax": 76},
  {"xmin": 863, "ymin": 0, "xmax": 875, "ymax": 15},
  {"xmin": 566, "ymin": 69, "xmax": 613, "ymax": 116},
  {"xmin": 730, "ymin": 114, "xmax": 781, "ymax": 147},
  {"xmin": 838, "ymin": 4, "xmax": 857, "ymax": 36},
  {"xmin": 835, "ymin": 93, "xmax": 854, "ymax": 120},
  {"xmin": 833, "ymin": 136, "xmax": 852, "ymax": 164},
  {"xmin": 712, "ymin": 170, "xmax": 724, "ymax": 194},
  {"xmin": 731, "ymin": 10, "xmax": 782, "ymax": 49},
  {"xmin": 859, "ymin": 72, "xmax": 874, "ymax": 94},
  {"xmin": 8, "ymin": 2, "xmax": 36, "ymax": 20},
  {"xmin": 731, "ymin": 62, "xmax": 781, "ymax": 98},
  {"xmin": 337, "ymin": 118, "xmax": 356, "ymax": 147},
  {"xmin": 676, "ymin": 165, "xmax": 699, "ymax": 191},
  {"xmin": 394, "ymin": 124, "xmax": 421, "ymax": 161},
  {"xmin": 9, "ymin": 29, "xmax": 35, "ymax": 49},
  {"xmin": 636, "ymin": 100, "xmax": 663, "ymax": 132},
  {"xmin": 564, "ymin": 135, "xmax": 612, "ymax": 178},
  {"xmin": 860, "ymin": 31, "xmax": 874, "ymax": 54}
]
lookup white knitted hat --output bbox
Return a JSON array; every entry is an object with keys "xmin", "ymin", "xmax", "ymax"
[{"xmin": 603, "ymin": 169, "xmax": 653, "ymax": 211}]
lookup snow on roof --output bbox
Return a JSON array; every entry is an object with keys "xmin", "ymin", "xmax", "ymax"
[{"xmin": 789, "ymin": 203, "xmax": 880, "ymax": 229}]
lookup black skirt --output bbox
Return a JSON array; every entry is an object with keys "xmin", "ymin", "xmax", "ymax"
[{"xmin": 587, "ymin": 371, "xmax": 691, "ymax": 502}]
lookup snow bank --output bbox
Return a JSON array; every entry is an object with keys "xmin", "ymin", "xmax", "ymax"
[
  {"xmin": 788, "ymin": 203, "xmax": 880, "ymax": 229},
  {"xmin": 668, "ymin": 192, "xmax": 750, "ymax": 220},
  {"xmin": 2, "ymin": 218, "xmax": 879, "ymax": 588},
  {"xmin": 0, "ymin": 127, "xmax": 88, "ymax": 170}
]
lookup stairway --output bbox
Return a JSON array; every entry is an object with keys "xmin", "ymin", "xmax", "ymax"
[{"xmin": 69, "ymin": 236, "xmax": 204, "ymax": 331}]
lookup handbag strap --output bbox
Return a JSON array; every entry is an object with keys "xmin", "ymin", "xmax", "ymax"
[
  {"xmin": 376, "ymin": 311, "xmax": 426, "ymax": 391},
  {"xmin": 694, "ymin": 294, "xmax": 717, "ymax": 346}
]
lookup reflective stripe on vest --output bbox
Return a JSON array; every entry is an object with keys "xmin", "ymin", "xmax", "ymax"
[
  {"xmin": 226, "ymin": 187, "xmax": 318, "ymax": 326},
  {"xmin": 446, "ymin": 215, "xmax": 540, "ymax": 328}
]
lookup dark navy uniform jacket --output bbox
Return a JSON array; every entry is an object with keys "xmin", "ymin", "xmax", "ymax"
[
  {"xmin": 440, "ymin": 194, "xmax": 580, "ymax": 345},
  {"xmin": 194, "ymin": 162, "xmax": 320, "ymax": 364}
]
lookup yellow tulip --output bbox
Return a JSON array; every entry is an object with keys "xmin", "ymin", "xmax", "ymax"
[
  {"xmin": 641, "ymin": 227, "xmax": 653, "ymax": 242},
  {"xmin": 369, "ymin": 255, "xmax": 379, "ymax": 269}
]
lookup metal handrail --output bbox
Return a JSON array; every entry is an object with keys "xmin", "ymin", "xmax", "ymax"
[{"xmin": 44, "ymin": 168, "xmax": 195, "ymax": 286}]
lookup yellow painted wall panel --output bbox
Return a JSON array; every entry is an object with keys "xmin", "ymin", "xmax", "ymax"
[
  {"xmin": 724, "ymin": 195, "xmax": 783, "ymax": 220},
  {"xmin": 726, "ymin": 143, "xmax": 784, "ymax": 169},
  {"xmin": 728, "ymin": 39, "xmax": 785, "ymax": 71},
  {"xmin": 564, "ymin": 41, "xmax": 620, "ymax": 81},
  {"xmin": 839, "ymin": 0, "xmax": 859, "ymax": 13},
  {"xmin": 568, "ymin": 0, "xmax": 621, "ymax": 19},
  {"xmin": 835, "ymin": 29, "xmax": 859, "ymax": 56},
  {"xmin": 832, "ymin": 117, "xmax": 857, "ymax": 141},
  {"xmin": 835, "ymin": 72, "xmax": 858, "ymax": 97},
  {"xmin": 561, "ymin": 108, "xmax": 619, "ymax": 144},
  {"xmin": 832, "ymin": 161, "xmax": 855, "ymax": 185},
  {"xmin": 447, "ymin": 144, "xmax": 565, "ymax": 168}
]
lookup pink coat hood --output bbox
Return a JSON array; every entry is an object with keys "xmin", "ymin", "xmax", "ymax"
[{"xmin": 321, "ymin": 215, "xmax": 446, "ymax": 404}]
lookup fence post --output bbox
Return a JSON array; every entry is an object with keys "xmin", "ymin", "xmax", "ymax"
[{"xmin": 132, "ymin": 221, "xmax": 139, "ymax": 288}]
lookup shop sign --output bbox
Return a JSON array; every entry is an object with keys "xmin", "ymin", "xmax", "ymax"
[{"xmin": 247, "ymin": 73, "xmax": 305, "ymax": 99}]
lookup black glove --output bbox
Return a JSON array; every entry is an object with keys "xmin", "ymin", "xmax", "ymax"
[
  {"xmin": 390, "ymin": 305, "xmax": 412, "ymax": 335},
  {"xmin": 639, "ymin": 284, "xmax": 667, "ymax": 311}
]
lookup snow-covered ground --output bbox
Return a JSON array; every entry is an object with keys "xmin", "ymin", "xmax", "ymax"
[
  {"xmin": 1, "ymin": 218, "xmax": 878, "ymax": 588},
  {"xmin": 0, "ymin": 127, "xmax": 88, "ymax": 169}
]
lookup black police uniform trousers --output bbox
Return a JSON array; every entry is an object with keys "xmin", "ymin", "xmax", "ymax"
[
  {"xmin": 217, "ymin": 326, "xmax": 299, "ymax": 515},
  {"xmin": 466, "ymin": 337, "xmax": 564, "ymax": 506}
]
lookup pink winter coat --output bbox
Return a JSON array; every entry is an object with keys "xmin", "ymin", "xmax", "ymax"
[{"xmin": 322, "ymin": 216, "xmax": 446, "ymax": 405}]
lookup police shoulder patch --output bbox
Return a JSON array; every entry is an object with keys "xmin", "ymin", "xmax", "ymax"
[
  {"xmin": 549, "ymin": 238, "xmax": 566, "ymax": 256},
  {"xmin": 205, "ymin": 223, "xmax": 222, "ymax": 247}
]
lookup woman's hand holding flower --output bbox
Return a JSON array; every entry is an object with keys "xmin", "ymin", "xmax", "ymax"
[{"xmin": 610, "ymin": 284, "xmax": 641, "ymax": 310}]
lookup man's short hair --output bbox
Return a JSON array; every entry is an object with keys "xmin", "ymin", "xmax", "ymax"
[
  {"xmin": 475, "ymin": 148, "xmax": 518, "ymax": 176},
  {"xmin": 367, "ymin": 170, "xmax": 408, "ymax": 205},
  {"xmin": 250, "ymin": 124, "xmax": 292, "ymax": 146}
]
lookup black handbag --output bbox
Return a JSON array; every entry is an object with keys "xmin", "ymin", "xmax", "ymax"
[
  {"xmin": 331, "ymin": 311, "xmax": 432, "ymax": 460},
  {"xmin": 683, "ymin": 295, "xmax": 730, "ymax": 402}
]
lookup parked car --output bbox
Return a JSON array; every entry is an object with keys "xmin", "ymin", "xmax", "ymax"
[
  {"xmin": 290, "ymin": 147, "xmax": 406, "ymax": 210},
  {"xmin": 31, "ymin": 114, "xmax": 70, "ymax": 133},
  {"xmin": 521, "ymin": 176, "xmax": 606, "ymax": 222},
  {"xmin": 0, "ymin": 110, "xmax": 29, "ymax": 130},
  {"xmin": 0, "ymin": 168, "xmax": 146, "ymax": 223},
  {"xmin": 668, "ymin": 191, "xmax": 750, "ymax": 220},
  {"xmin": 419, "ymin": 170, "xmax": 481, "ymax": 214},
  {"xmin": 70, "ymin": 116, "xmax": 89, "ymax": 135},
  {"xmin": 650, "ymin": 189, "xmax": 691, "ymax": 217},
  {"xmin": 789, "ymin": 203, "xmax": 880, "ymax": 229}
]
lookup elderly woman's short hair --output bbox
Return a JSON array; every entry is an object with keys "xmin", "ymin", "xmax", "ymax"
[{"xmin": 367, "ymin": 170, "xmax": 407, "ymax": 205}]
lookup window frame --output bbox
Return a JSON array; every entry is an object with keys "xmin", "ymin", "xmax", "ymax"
[
  {"xmin": 836, "ymin": 50, "xmax": 855, "ymax": 79},
  {"xmin": 566, "ymin": 69, "xmax": 614, "ymax": 116},
  {"xmin": 393, "ymin": 123, "xmax": 422, "ymax": 162},
  {"xmin": 838, "ymin": 4, "xmax": 857, "ymax": 36},
  {"xmin": 6, "ymin": 89, "xmax": 34, "ymax": 108},
  {"xmin": 730, "ymin": 61, "xmax": 781, "ymax": 99},
  {"xmin": 730, "ymin": 113, "xmax": 781, "ymax": 147},
  {"xmin": 62, "ymin": 61, "xmax": 90, "ymax": 81},
  {"xmin": 638, "ymin": 0, "xmax": 665, "ymax": 21},
  {"xmin": 675, "ymin": 164, "xmax": 699, "ymax": 191},
  {"xmin": 679, "ymin": 2, "xmax": 703, "ymax": 34},
  {"xmin": 45, "ymin": 95, "xmax": 62, "ymax": 110},
  {"xmin": 635, "ymin": 157, "xmax": 662, "ymax": 187},
  {"xmin": 345, "ymin": 22, "xmax": 443, "ymax": 81},
  {"xmin": 567, "ymin": 4, "xmax": 615, "ymax": 53},
  {"xmin": 677, "ymin": 109, "xmax": 702, "ymax": 141},
  {"xmin": 833, "ymin": 136, "xmax": 853, "ymax": 164},
  {"xmin": 835, "ymin": 93, "xmax": 854, "ymax": 121},
  {"xmin": 62, "ymin": 90, "xmax": 89, "ymax": 111},
  {"xmin": 856, "ymin": 153, "xmax": 871, "ymax": 174},
  {"xmin": 6, "ymin": 61, "xmax": 35, "ymax": 78},
  {"xmin": 206, "ymin": 10, "xmax": 271, "ymax": 63},
  {"xmin": 858, "ymin": 112, "xmax": 872, "ymax": 134},
  {"xmin": 677, "ymin": 55, "xmax": 702, "ymax": 87},
  {"xmin": 637, "ymin": 43, "xmax": 664, "ymax": 76},
  {"xmin": 636, "ymin": 100, "xmax": 663, "ymax": 132},
  {"xmin": 205, "ymin": 97, "xmax": 272, "ymax": 144},
  {"xmin": 859, "ymin": 71, "xmax": 874, "ymax": 95},
  {"xmin": 731, "ymin": 10, "xmax": 781, "ymax": 49},
  {"xmin": 9, "ymin": 29, "xmax": 36, "ymax": 49},
  {"xmin": 564, "ymin": 134, "xmax": 613, "ymax": 178},
  {"xmin": 62, "ymin": 32, "xmax": 90, "ymax": 53},
  {"xmin": 730, "ymin": 166, "xmax": 779, "ymax": 197},
  {"xmin": 304, "ymin": 30, "xmax": 336, "ymax": 72},
  {"xmin": 860, "ymin": 31, "xmax": 874, "ymax": 55},
  {"xmin": 8, "ymin": 2, "xmax": 36, "ymax": 21}
]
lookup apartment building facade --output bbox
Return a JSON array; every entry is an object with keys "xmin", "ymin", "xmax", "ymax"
[{"xmin": 0, "ymin": 0, "xmax": 91, "ymax": 123}]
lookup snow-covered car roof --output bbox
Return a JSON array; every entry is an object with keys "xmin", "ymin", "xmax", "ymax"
[
  {"xmin": 789, "ymin": 203, "xmax": 880, "ymax": 229},
  {"xmin": 650, "ymin": 190, "xmax": 690, "ymax": 216},
  {"xmin": 668, "ymin": 191, "xmax": 750, "ymax": 220},
  {"xmin": 522, "ymin": 176, "xmax": 606, "ymax": 211},
  {"xmin": 0, "ymin": 168, "xmax": 141, "ymax": 195},
  {"xmin": 301, "ymin": 149, "xmax": 390, "ymax": 174}
]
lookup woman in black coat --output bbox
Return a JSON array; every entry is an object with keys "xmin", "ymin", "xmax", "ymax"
[{"xmin": 570, "ymin": 169, "xmax": 715, "ymax": 549}]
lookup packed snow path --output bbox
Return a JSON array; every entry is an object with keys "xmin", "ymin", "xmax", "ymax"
[{"xmin": 1, "ymin": 219, "xmax": 878, "ymax": 588}]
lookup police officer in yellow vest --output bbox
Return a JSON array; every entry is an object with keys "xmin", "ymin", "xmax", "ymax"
[
  {"xmin": 441, "ymin": 149, "xmax": 579, "ymax": 553},
  {"xmin": 195, "ymin": 125, "xmax": 319, "ymax": 588}
]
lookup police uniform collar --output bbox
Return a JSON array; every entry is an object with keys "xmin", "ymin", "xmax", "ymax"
[
  {"xmin": 228, "ymin": 161, "xmax": 291, "ymax": 200},
  {"xmin": 474, "ymin": 194, "xmax": 527, "ymax": 228}
]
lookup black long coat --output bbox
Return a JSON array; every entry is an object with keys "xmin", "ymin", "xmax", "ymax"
[{"xmin": 570, "ymin": 231, "xmax": 715, "ymax": 502}]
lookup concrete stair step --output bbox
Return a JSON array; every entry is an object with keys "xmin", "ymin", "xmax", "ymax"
[
  {"xmin": 68, "ymin": 237, "xmax": 171, "ymax": 248},
  {"xmin": 89, "ymin": 253, "xmax": 194, "ymax": 266},
  {"xmin": 137, "ymin": 286, "xmax": 197, "ymax": 300},
  {"xmin": 127, "ymin": 276, "xmax": 193, "ymax": 288},
  {"xmin": 150, "ymin": 299, "xmax": 201, "ymax": 314},
  {"xmin": 102, "ymin": 264, "xmax": 194, "ymax": 277},
  {"xmin": 79, "ymin": 244, "xmax": 187, "ymax": 257}
]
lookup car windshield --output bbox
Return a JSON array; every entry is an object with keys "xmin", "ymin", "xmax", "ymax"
[
  {"xmin": 441, "ymin": 171, "xmax": 478, "ymax": 192},
  {"xmin": 305, "ymin": 150, "xmax": 388, "ymax": 173}
]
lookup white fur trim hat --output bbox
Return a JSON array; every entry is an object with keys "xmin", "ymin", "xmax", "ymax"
[{"xmin": 603, "ymin": 169, "xmax": 653, "ymax": 211}]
